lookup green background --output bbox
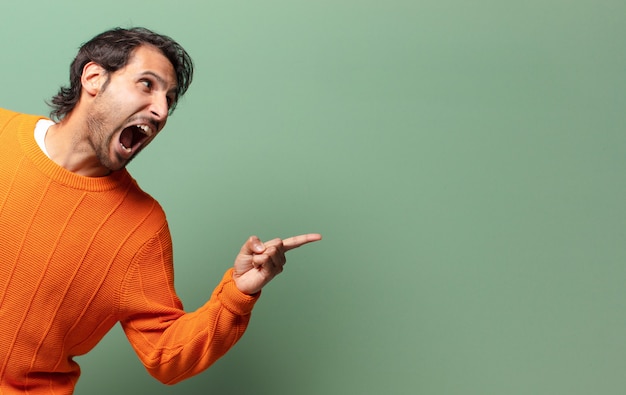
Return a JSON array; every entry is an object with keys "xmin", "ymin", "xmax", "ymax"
[{"xmin": 1, "ymin": 1, "xmax": 625, "ymax": 394}]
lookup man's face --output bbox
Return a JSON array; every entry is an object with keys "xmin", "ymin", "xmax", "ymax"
[{"xmin": 86, "ymin": 45, "xmax": 177, "ymax": 172}]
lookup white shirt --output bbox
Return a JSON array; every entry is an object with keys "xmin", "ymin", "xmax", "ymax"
[{"xmin": 34, "ymin": 119, "xmax": 54, "ymax": 158}]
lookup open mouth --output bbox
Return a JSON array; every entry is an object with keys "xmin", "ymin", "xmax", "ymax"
[{"xmin": 120, "ymin": 124, "xmax": 153, "ymax": 153}]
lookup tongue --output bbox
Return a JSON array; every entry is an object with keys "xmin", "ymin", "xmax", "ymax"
[{"xmin": 120, "ymin": 127, "xmax": 134, "ymax": 150}]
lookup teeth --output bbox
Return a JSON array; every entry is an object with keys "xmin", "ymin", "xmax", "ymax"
[{"xmin": 137, "ymin": 124, "xmax": 152, "ymax": 136}]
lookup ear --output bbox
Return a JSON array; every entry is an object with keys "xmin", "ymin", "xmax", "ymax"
[{"xmin": 81, "ymin": 62, "xmax": 108, "ymax": 97}]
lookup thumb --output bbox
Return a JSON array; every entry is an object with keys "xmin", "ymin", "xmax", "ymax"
[{"xmin": 240, "ymin": 235, "xmax": 266, "ymax": 256}]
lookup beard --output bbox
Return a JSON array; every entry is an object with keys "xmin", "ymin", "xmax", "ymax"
[
  {"xmin": 85, "ymin": 92, "xmax": 142, "ymax": 173},
  {"xmin": 85, "ymin": 110, "xmax": 119, "ymax": 172}
]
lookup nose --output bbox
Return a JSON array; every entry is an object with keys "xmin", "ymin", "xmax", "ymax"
[{"xmin": 149, "ymin": 94, "xmax": 170, "ymax": 124}]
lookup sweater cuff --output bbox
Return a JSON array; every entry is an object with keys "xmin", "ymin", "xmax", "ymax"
[{"xmin": 215, "ymin": 268, "xmax": 260, "ymax": 316}]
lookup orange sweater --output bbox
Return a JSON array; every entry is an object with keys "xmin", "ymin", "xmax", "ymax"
[{"xmin": 0, "ymin": 108, "xmax": 259, "ymax": 394}]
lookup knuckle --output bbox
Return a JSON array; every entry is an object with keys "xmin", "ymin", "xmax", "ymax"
[{"xmin": 268, "ymin": 238, "xmax": 282, "ymax": 247}]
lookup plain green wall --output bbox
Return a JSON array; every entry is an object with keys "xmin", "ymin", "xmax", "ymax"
[{"xmin": 1, "ymin": 1, "xmax": 625, "ymax": 394}]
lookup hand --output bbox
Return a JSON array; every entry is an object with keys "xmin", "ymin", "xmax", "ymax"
[{"xmin": 232, "ymin": 234, "xmax": 322, "ymax": 295}]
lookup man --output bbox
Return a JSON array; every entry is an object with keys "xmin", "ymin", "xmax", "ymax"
[{"xmin": 0, "ymin": 27, "xmax": 321, "ymax": 394}]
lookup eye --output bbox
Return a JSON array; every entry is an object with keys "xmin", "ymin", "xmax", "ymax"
[{"xmin": 140, "ymin": 79, "xmax": 153, "ymax": 90}]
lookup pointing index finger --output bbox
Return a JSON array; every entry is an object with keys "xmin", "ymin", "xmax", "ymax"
[{"xmin": 282, "ymin": 233, "xmax": 322, "ymax": 252}]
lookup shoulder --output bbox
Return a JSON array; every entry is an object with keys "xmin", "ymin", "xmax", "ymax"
[
  {"xmin": 0, "ymin": 107, "xmax": 19, "ymax": 118},
  {"xmin": 0, "ymin": 107, "xmax": 22, "ymax": 129},
  {"xmin": 0, "ymin": 107, "xmax": 45, "ymax": 121},
  {"xmin": 0, "ymin": 107, "xmax": 47, "ymax": 135},
  {"xmin": 121, "ymin": 174, "xmax": 170, "ymax": 229}
]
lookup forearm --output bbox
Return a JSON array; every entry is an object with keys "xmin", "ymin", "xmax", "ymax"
[{"xmin": 122, "ymin": 269, "xmax": 260, "ymax": 384}]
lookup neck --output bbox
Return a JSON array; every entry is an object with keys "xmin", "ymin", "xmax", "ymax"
[{"xmin": 46, "ymin": 116, "xmax": 111, "ymax": 177}]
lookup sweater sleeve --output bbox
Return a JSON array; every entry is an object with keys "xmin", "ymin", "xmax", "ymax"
[{"xmin": 118, "ymin": 224, "xmax": 260, "ymax": 385}]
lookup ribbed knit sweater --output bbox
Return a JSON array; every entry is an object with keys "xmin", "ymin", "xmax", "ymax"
[{"xmin": 0, "ymin": 108, "xmax": 259, "ymax": 394}]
